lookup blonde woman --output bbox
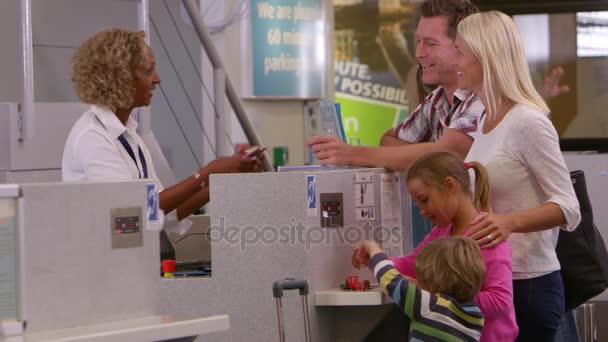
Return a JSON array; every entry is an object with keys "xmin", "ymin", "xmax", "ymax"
[
  {"xmin": 63, "ymin": 28, "xmax": 260, "ymax": 220},
  {"xmin": 455, "ymin": 11, "xmax": 580, "ymax": 341}
]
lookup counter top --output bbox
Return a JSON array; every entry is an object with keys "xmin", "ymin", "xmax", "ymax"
[
  {"xmin": 2, "ymin": 314, "xmax": 229, "ymax": 342},
  {"xmin": 314, "ymin": 288, "xmax": 391, "ymax": 306}
]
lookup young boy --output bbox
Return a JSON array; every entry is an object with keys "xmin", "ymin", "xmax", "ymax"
[{"xmin": 363, "ymin": 236, "xmax": 486, "ymax": 341}]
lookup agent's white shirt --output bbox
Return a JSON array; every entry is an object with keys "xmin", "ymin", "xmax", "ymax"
[
  {"xmin": 466, "ymin": 103, "xmax": 580, "ymax": 279},
  {"xmin": 62, "ymin": 105, "xmax": 160, "ymax": 186}
]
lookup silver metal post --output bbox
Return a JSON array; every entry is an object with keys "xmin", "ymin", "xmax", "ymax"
[
  {"xmin": 137, "ymin": 0, "xmax": 152, "ymax": 135},
  {"xmin": 301, "ymin": 295, "xmax": 311, "ymax": 342},
  {"xmin": 275, "ymin": 297, "xmax": 286, "ymax": 342},
  {"xmin": 590, "ymin": 303, "xmax": 596, "ymax": 342},
  {"xmin": 583, "ymin": 304, "xmax": 590, "ymax": 342},
  {"xmin": 20, "ymin": 0, "xmax": 34, "ymax": 140},
  {"xmin": 182, "ymin": 0, "xmax": 272, "ymax": 171},
  {"xmin": 214, "ymin": 68, "xmax": 228, "ymax": 156}
]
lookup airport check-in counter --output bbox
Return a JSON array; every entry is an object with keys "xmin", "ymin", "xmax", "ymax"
[
  {"xmin": 160, "ymin": 167, "xmax": 415, "ymax": 341},
  {"xmin": 4, "ymin": 157, "xmax": 604, "ymax": 341},
  {"xmin": 0, "ymin": 180, "xmax": 229, "ymax": 341}
]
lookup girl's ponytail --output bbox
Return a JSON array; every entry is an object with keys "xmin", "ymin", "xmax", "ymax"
[{"xmin": 468, "ymin": 161, "xmax": 491, "ymax": 212}]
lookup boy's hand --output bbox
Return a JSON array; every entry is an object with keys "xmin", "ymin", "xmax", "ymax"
[
  {"xmin": 353, "ymin": 241, "xmax": 384, "ymax": 268},
  {"xmin": 361, "ymin": 240, "xmax": 382, "ymax": 258},
  {"xmin": 362, "ymin": 240, "xmax": 383, "ymax": 257},
  {"xmin": 352, "ymin": 244, "xmax": 370, "ymax": 269},
  {"xmin": 404, "ymin": 275, "xmax": 418, "ymax": 286}
]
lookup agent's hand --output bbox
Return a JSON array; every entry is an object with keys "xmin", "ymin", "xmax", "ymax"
[
  {"xmin": 234, "ymin": 143, "xmax": 264, "ymax": 172},
  {"xmin": 466, "ymin": 212, "xmax": 514, "ymax": 248},
  {"xmin": 234, "ymin": 143, "xmax": 250, "ymax": 156},
  {"xmin": 542, "ymin": 66, "xmax": 570, "ymax": 99},
  {"xmin": 305, "ymin": 135, "xmax": 357, "ymax": 165},
  {"xmin": 209, "ymin": 154, "xmax": 259, "ymax": 174}
]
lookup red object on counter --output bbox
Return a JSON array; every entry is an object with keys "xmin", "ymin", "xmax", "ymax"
[{"xmin": 161, "ymin": 259, "xmax": 176, "ymax": 277}]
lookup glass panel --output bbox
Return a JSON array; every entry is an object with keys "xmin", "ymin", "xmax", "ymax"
[
  {"xmin": 577, "ymin": 12, "xmax": 608, "ymax": 57},
  {"xmin": 0, "ymin": 198, "xmax": 18, "ymax": 320},
  {"xmin": 515, "ymin": 12, "xmax": 608, "ymax": 139}
]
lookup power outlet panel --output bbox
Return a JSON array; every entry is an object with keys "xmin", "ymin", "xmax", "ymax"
[{"xmin": 320, "ymin": 193, "xmax": 343, "ymax": 228}]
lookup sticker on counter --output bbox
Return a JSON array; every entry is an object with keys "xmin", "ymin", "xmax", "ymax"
[
  {"xmin": 354, "ymin": 182, "xmax": 374, "ymax": 207},
  {"xmin": 146, "ymin": 183, "xmax": 162, "ymax": 231},
  {"xmin": 380, "ymin": 172, "xmax": 404, "ymax": 257},
  {"xmin": 307, "ymin": 175, "xmax": 317, "ymax": 217},
  {"xmin": 356, "ymin": 206, "xmax": 376, "ymax": 221},
  {"xmin": 354, "ymin": 171, "xmax": 374, "ymax": 183},
  {"xmin": 380, "ymin": 173, "xmax": 401, "ymax": 221}
]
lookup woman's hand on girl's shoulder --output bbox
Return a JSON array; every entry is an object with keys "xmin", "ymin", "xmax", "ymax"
[{"xmin": 466, "ymin": 212, "xmax": 514, "ymax": 248}]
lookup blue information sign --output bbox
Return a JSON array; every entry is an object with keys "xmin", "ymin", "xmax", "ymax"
[{"xmin": 243, "ymin": 0, "xmax": 327, "ymax": 98}]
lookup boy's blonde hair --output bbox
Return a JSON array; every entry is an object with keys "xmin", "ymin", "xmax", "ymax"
[{"xmin": 414, "ymin": 236, "xmax": 485, "ymax": 302}]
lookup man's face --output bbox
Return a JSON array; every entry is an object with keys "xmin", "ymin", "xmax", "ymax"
[{"xmin": 415, "ymin": 16, "xmax": 459, "ymax": 88}]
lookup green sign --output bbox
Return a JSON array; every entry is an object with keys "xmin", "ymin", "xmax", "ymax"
[{"xmin": 337, "ymin": 94, "xmax": 408, "ymax": 147}]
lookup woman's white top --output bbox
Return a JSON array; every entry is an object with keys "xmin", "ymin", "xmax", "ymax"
[{"xmin": 466, "ymin": 103, "xmax": 580, "ymax": 279}]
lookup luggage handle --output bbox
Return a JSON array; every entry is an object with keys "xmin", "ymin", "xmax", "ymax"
[
  {"xmin": 273, "ymin": 278, "xmax": 309, "ymax": 298},
  {"xmin": 273, "ymin": 278, "xmax": 311, "ymax": 342}
]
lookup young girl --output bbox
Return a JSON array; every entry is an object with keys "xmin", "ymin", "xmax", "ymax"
[{"xmin": 354, "ymin": 151, "xmax": 518, "ymax": 341}]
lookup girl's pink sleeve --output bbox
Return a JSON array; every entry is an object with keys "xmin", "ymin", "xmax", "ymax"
[
  {"xmin": 389, "ymin": 228, "xmax": 440, "ymax": 278},
  {"xmin": 474, "ymin": 242, "xmax": 514, "ymax": 318}
]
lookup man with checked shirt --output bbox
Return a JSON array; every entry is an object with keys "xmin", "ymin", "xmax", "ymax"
[{"xmin": 306, "ymin": 0, "xmax": 567, "ymax": 171}]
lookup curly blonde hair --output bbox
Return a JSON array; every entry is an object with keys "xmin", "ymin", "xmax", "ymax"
[{"xmin": 71, "ymin": 28, "xmax": 147, "ymax": 111}]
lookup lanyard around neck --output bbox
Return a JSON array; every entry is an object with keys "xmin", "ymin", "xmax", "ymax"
[{"xmin": 117, "ymin": 134, "xmax": 148, "ymax": 179}]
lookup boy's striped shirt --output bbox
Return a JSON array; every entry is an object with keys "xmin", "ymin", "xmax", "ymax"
[{"xmin": 370, "ymin": 253, "xmax": 484, "ymax": 341}]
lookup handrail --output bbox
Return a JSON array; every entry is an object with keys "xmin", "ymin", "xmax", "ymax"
[
  {"xmin": 20, "ymin": 0, "xmax": 35, "ymax": 140},
  {"xmin": 137, "ymin": 0, "xmax": 153, "ymax": 135},
  {"xmin": 182, "ymin": 0, "xmax": 273, "ymax": 171},
  {"xmin": 214, "ymin": 68, "xmax": 228, "ymax": 156}
]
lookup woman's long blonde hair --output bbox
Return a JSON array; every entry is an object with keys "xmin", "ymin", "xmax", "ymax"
[{"xmin": 457, "ymin": 11, "xmax": 549, "ymax": 120}]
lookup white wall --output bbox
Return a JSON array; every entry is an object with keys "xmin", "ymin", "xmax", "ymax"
[
  {"xmin": 0, "ymin": 0, "xmax": 140, "ymax": 103},
  {"xmin": 0, "ymin": 0, "xmax": 142, "ymax": 181},
  {"xmin": 0, "ymin": 0, "xmax": 22, "ymax": 103}
]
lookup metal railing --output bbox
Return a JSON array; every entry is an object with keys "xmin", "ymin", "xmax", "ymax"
[{"xmin": 181, "ymin": 0, "xmax": 272, "ymax": 171}]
